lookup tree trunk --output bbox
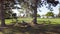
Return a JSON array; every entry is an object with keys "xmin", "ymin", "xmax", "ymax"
[
  {"xmin": 0, "ymin": 0, "xmax": 6, "ymax": 26},
  {"xmin": 33, "ymin": 7, "xmax": 37, "ymax": 24},
  {"xmin": 33, "ymin": 0, "xmax": 38, "ymax": 24}
]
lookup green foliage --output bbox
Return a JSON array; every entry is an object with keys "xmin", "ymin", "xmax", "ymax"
[
  {"xmin": 30, "ymin": 14, "xmax": 40, "ymax": 18},
  {"xmin": 37, "ymin": 14, "xmax": 40, "ymax": 17},
  {"xmin": 3, "ymin": 0, "xmax": 14, "ymax": 19},
  {"xmin": 5, "ymin": 11, "xmax": 12, "ymax": 19},
  {"xmin": 46, "ymin": 12, "xmax": 54, "ymax": 17}
]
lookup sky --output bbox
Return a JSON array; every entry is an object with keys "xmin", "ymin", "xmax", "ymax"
[
  {"xmin": 37, "ymin": 4, "xmax": 60, "ymax": 15},
  {"xmin": 37, "ymin": 0, "xmax": 60, "ymax": 15},
  {"xmin": 12, "ymin": 0, "xmax": 60, "ymax": 16}
]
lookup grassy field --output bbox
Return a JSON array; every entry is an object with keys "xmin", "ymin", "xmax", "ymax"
[
  {"xmin": 0, "ymin": 18, "xmax": 60, "ymax": 25},
  {"xmin": 0, "ymin": 18, "xmax": 60, "ymax": 34},
  {"xmin": 37, "ymin": 18, "xmax": 60, "ymax": 24}
]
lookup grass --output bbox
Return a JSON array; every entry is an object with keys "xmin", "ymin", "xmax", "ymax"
[
  {"xmin": 0, "ymin": 32, "xmax": 3, "ymax": 34},
  {"xmin": 0, "ymin": 18, "xmax": 60, "ymax": 25},
  {"xmin": 37, "ymin": 18, "xmax": 60, "ymax": 24},
  {"xmin": 0, "ymin": 18, "xmax": 60, "ymax": 34}
]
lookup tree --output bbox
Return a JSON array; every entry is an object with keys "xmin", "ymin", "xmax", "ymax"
[
  {"xmin": 4, "ymin": 0, "xmax": 17, "ymax": 19},
  {"xmin": 21, "ymin": 2, "xmax": 30, "ymax": 17},
  {"xmin": 0, "ymin": 0, "xmax": 59, "ymax": 26},
  {"xmin": 0, "ymin": 0, "xmax": 5, "ymax": 26},
  {"xmin": 0, "ymin": 0, "xmax": 15, "ymax": 26},
  {"xmin": 29, "ymin": 0, "xmax": 59, "ymax": 24},
  {"xmin": 17, "ymin": 0, "xmax": 39, "ymax": 24},
  {"xmin": 37, "ymin": 14, "xmax": 40, "ymax": 17},
  {"xmin": 29, "ymin": 0, "xmax": 39, "ymax": 24},
  {"xmin": 58, "ymin": 7, "xmax": 60, "ymax": 17},
  {"xmin": 18, "ymin": 0, "xmax": 59, "ymax": 24},
  {"xmin": 46, "ymin": 12, "xmax": 54, "ymax": 17}
]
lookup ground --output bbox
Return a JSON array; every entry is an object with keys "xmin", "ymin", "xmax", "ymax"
[
  {"xmin": 0, "ymin": 24, "xmax": 60, "ymax": 34},
  {"xmin": 0, "ymin": 18, "xmax": 60, "ymax": 34}
]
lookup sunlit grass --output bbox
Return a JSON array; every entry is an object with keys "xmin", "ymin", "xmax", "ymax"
[
  {"xmin": 0, "ymin": 18, "xmax": 60, "ymax": 25},
  {"xmin": 37, "ymin": 18, "xmax": 60, "ymax": 24},
  {"xmin": 0, "ymin": 32, "xmax": 3, "ymax": 34}
]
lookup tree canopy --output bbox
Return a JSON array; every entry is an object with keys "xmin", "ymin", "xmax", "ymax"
[
  {"xmin": 0, "ymin": 0, "xmax": 60, "ymax": 26},
  {"xmin": 46, "ymin": 11, "xmax": 54, "ymax": 17}
]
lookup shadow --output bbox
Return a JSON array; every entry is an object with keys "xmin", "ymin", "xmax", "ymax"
[{"xmin": 0, "ymin": 23, "xmax": 60, "ymax": 34}]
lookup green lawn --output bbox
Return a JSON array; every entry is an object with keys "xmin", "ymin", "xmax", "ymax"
[
  {"xmin": 0, "ymin": 18, "xmax": 60, "ymax": 25},
  {"xmin": 37, "ymin": 18, "xmax": 60, "ymax": 24}
]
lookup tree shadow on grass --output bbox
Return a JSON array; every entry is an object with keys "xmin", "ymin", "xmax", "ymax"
[{"xmin": 0, "ymin": 23, "xmax": 60, "ymax": 34}]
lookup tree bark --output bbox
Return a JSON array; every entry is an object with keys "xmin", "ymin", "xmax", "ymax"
[
  {"xmin": 0, "ymin": 0, "xmax": 6, "ymax": 26},
  {"xmin": 33, "ymin": 0, "xmax": 38, "ymax": 24}
]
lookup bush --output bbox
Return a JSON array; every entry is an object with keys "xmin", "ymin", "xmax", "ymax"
[
  {"xmin": 46, "ymin": 12, "xmax": 54, "ymax": 17},
  {"xmin": 37, "ymin": 14, "xmax": 40, "ymax": 17}
]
